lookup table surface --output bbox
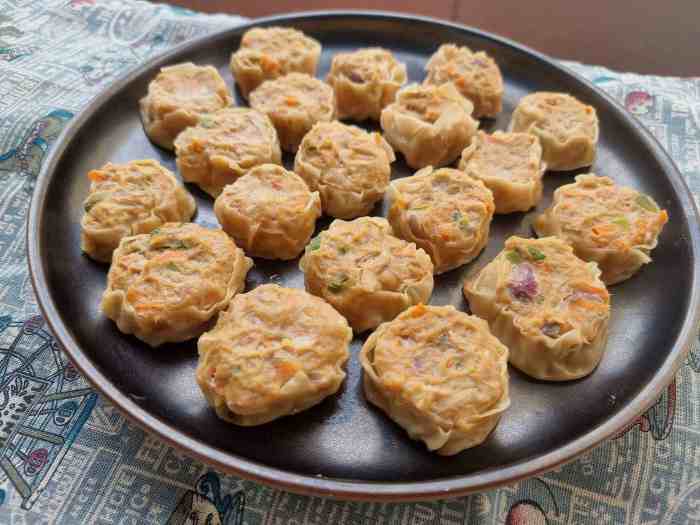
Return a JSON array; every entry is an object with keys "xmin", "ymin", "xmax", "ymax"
[
  {"xmin": 2, "ymin": 2, "xmax": 700, "ymax": 523},
  {"xmin": 166, "ymin": 0, "xmax": 699, "ymax": 77}
]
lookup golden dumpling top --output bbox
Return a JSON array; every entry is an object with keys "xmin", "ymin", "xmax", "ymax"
[
  {"xmin": 249, "ymin": 73, "xmax": 335, "ymax": 152},
  {"xmin": 217, "ymin": 164, "xmax": 318, "ymax": 223},
  {"xmin": 142, "ymin": 62, "xmax": 232, "ymax": 116},
  {"xmin": 328, "ymin": 47, "xmax": 406, "ymax": 87},
  {"xmin": 82, "ymin": 160, "xmax": 194, "ymax": 232},
  {"xmin": 389, "ymin": 167, "xmax": 494, "ymax": 250},
  {"xmin": 388, "ymin": 82, "xmax": 475, "ymax": 125},
  {"xmin": 536, "ymin": 174, "xmax": 668, "ymax": 253},
  {"xmin": 238, "ymin": 26, "xmax": 320, "ymax": 59},
  {"xmin": 301, "ymin": 217, "xmax": 433, "ymax": 298},
  {"xmin": 367, "ymin": 304, "xmax": 509, "ymax": 428},
  {"xmin": 300, "ymin": 217, "xmax": 434, "ymax": 332},
  {"xmin": 249, "ymin": 73, "xmax": 335, "ymax": 124},
  {"xmin": 107, "ymin": 223, "xmax": 251, "ymax": 322},
  {"xmin": 295, "ymin": 121, "xmax": 394, "ymax": 199},
  {"xmin": 232, "ymin": 27, "xmax": 320, "ymax": 79},
  {"xmin": 489, "ymin": 236, "xmax": 610, "ymax": 342},
  {"xmin": 197, "ymin": 284, "xmax": 351, "ymax": 421},
  {"xmin": 326, "ymin": 47, "xmax": 407, "ymax": 120},
  {"xmin": 511, "ymin": 92, "xmax": 598, "ymax": 143},
  {"xmin": 175, "ymin": 107, "xmax": 280, "ymax": 160},
  {"xmin": 460, "ymin": 131, "xmax": 544, "ymax": 184},
  {"xmin": 380, "ymin": 82, "xmax": 479, "ymax": 169},
  {"xmin": 423, "ymin": 44, "xmax": 503, "ymax": 117},
  {"xmin": 214, "ymin": 163, "xmax": 321, "ymax": 260},
  {"xmin": 139, "ymin": 62, "xmax": 233, "ymax": 149}
]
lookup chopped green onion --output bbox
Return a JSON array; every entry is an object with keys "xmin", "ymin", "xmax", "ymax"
[
  {"xmin": 167, "ymin": 240, "xmax": 189, "ymax": 250},
  {"xmin": 125, "ymin": 240, "xmax": 143, "ymax": 254},
  {"xmin": 199, "ymin": 116, "xmax": 216, "ymax": 128},
  {"xmin": 527, "ymin": 247, "xmax": 546, "ymax": 261},
  {"xmin": 328, "ymin": 283, "xmax": 343, "ymax": 293},
  {"xmin": 328, "ymin": 274, "xmax": 349, "ymax": 294},
  {"xmin": 401, "ymin": 284, "xmax": 421, "ymax": 302},
  {"xmin": 308, "ymin": 236, "xmax": 321, "ymax": 251},
  {"xmin": 612, "ymin": 216, "xmax": 630, "ymax": 229},
  {"xmin": 83, "ymin": 192, "xmax": 108, "ymax": 212},
  {"xmin": 636, "ymin": 194, "xmax": 659, "ymax": 212},
  {"xmin": 166, "ymin": 262, "xmax": 179, "ymax": 272},
  {"xmin": 452, "ymin": 210, "xmax": 473, "ymax": 235},
  {"xmin": 505, "ymin": 250, "xmax": 523, "ymax": 264},
  {"xmin": 154, "ymin": 238, "xmax": 188, "ymax": 250}
]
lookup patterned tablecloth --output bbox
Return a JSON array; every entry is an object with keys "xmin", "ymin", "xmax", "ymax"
[{"xmin": 1, "ymin": 1, "xmax": 699, "ymax": 523}]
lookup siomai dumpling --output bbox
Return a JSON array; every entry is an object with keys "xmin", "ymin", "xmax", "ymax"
[
  {"xmin": 508, "ymin": 92, "xmax": 599, "ymax": 171},
  {"xmin": 459, "ymin": 131, "xmax": 546, "ymax": 214},
  {"xmin": 464, "ymin": 236, "xmax": 610, "ymax": 381},
  {"xmin": 174, "ymin": 107, "xmax": 281, "ymax": 198},
  {"xmin": 81, "ymin": 160, "xmax": 195, "ymax": 263},
  {"xmin": 214, "ymin": 164, "xmax": 321, "ymax": 260},
  {"xmin": 423, "ymin": 44, "xmax": 503, "ymax": 118},
  {"xmin": 249, "ymin": 73, "xmax": 335, "ymax": 152},
  {"xmin": 534, "ymin": 174, "xmax": 668, "ymax": 284},
  {"xmin": 387, "ymin": 167, "xmax": 494, "ymax": 274},
  {"xmin": 294, "ymin": 121, "xmax": 395, "ymax": 219},
  {"xmin": 196, "ymin": 284, "xmax": 351, "ymax": 425},
  {"xmin": 139, "ymin": 62, "xmax": 232, "ymax": 150},
  {"xmin": 101, "ymin": 223, "xmax": 252, "ymax": 347},
  {"xmin": 326, "ymin": 47, "xmax": 407, "ymax": 121},
  {"xmin": 360, "ymin": 304, "xmax": 510, "ymax": 455},
  {"xmin": 230, "ymin": 26, "xmax": 321, "ymax": 99},
  {"xmin": 299, "ymin": 217, "xmax": 434, "ymax": 333},
  {"xmin": 380, "ymin": 82, "xmax": 478, "ymax": 169}
]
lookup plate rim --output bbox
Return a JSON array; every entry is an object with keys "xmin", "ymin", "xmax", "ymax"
[{"xmin": 27, "ymin": 10, "xmax": 700, "ymax": 501}]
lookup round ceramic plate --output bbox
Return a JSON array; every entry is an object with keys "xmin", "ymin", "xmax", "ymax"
[{"xmin": 28, "ymin": 12, "xmax": 700, "ymax": 501}]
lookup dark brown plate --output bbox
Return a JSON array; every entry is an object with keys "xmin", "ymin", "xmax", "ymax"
[{"xmin": 28, "ymin": 12, "xmax": 700, "ymax": 501}]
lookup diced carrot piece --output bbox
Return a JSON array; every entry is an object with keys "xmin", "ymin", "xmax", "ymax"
[
  {"xmin": 592, "ymin": 224, "xmax": 615, "ymax": 237},
  {"xmin": 575, "ymin": 283, "xmax": 609, "ymax": 300},
  {"xmin": 88, "ymin": 170, "xmax": 106, "ymax": 182},
  {"xmin": 410, "ymin": 304, "xmax": 427, "ymax": 317},
  {"xmin": 275, "ymin": 361, "xmax": 298, "ymax": 378},
  {"xmin": 384, "ymin": 379, "xmax": 403, "ymax": 392},
  {"xmin": 260, "ymin": 55, "xmax": 279, "ymax": 73}
]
